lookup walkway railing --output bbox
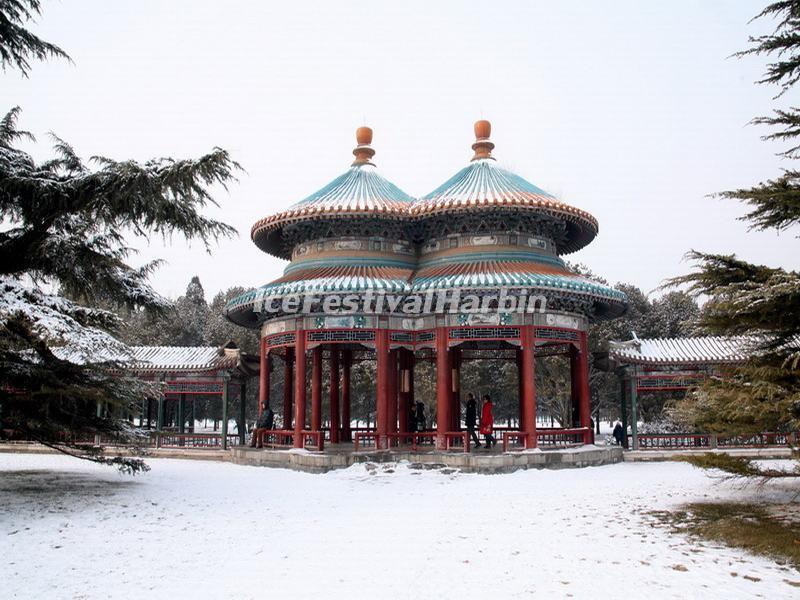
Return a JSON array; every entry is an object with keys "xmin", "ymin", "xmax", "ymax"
[
  {"xmin": 502, "ymin": 427, "xmax": 591, "ymax": 452},
  {"xmin": 353, "ymin": 431, "xmax": 469, "ymax": 452},
  {"xmin": 152, "ymin": 432, "xmax": 239, "ymax": 449},
  {"xmin": 631, "ymin": 432, "xmax": 797, "ymax": 450},
  {"xmin": 252, "ymin": 429, "xmax": 325, "ymax": 451}
]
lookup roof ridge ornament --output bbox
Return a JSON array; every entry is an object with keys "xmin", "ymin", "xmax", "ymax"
[
  {"xmin": 471, "ymin": 119, "xmax": 496, "ymax": 161},
  {"xmin": 352, "ymin": 126, "xmax": 376, "ymax": 166}
]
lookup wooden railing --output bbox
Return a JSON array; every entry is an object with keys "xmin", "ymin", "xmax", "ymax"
[
  {"xmin": 631, "ymin": 432, "xmax": 798, "ymax": 450},
  {"xmin": 251, "ymin": 429, "xmax": 324, "ymax": 451},
  {"xmin": 502, "ymin": 427, "xmax": 591, "ymax": 452},
  {"xmin": 353, "ymin": 431, "xmax": 468, "ymax": 452},
  {"xmin": 152, "ymin": 432, "xmax": 239, "ymax": 449}
]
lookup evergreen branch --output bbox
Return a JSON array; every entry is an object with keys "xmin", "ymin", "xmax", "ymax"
[
  {"xmin": 0, "ymin": 0, "xmax": 71, "ymax": 77},
  {"xmin": 716, "ymin": 170, "xmax": 800, "ymax": 233}
]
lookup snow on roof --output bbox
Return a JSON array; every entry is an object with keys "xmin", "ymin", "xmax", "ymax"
[
  {"xmin": 608, "ymin": 335, "xmax": 752, "ymax": 366},
  {"xmin": 127, "ymin": 346, "xmax": 239, "ymax": 372}
]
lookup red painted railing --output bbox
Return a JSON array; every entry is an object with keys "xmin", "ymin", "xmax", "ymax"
[
  {"xmin": 353, "ymin": 431, "xmax": 469, "ymax": 452},
  {"xmin": 251, "ymin": 429, "xmax": 324, "ymax": 450},
  {"xmin": 502, "ymin": 427, "xmax": 591, "ymax": 452},
  {"xmin": 537, "ymin": 427, "xmax": 591, "ymax": 446},
  {"xmin": 354, "ymin": 431, "xmax": 380, "ymax": 451}
]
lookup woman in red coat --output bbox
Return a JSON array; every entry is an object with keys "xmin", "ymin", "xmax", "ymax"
[{"xmin": 479, "ymin": 394, "xmax": 497, "ymax": 449}]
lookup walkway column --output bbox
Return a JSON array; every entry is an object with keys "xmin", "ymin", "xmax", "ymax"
[
  {"xmin": 341, "ymin": 349, "xmax": 352, "ymax": 441},
  {"xmin": 329, "ymin": 348, "xmax": 340, "ymax": 444},
  {"xmin": 629, "ymin": 368, "xmax": 639, "ymax": 450},
  {"xmin": 258, "ymin": 339, "xmax": 270, "ymax": 415},
  {"xmin": 520, "ymin": 325, "xmax": 537, "ymax": 449},
  {"xmin": 238, "ymin": 381, "xmax": 247, "ymax": 446},
  {"xmin": 375, "ymin": 329, "xmax": 390, "ymax": 449},
  {"xmin": 293, "ymin": 332, "xmax": 307, "ymax": 447},
  {"xmin": 178, "ymin": 393, "xmax": 186, "ymax": 437},
  {"xmin": 311, "ymin": 346, "xmax": 323, "ymax": 432},
  {"xmin": 576, "ymin": 331, "xmax": 592, "ymax": 444},
  {"xmin": 221, "ymin": 375, "xmax": 230, "ymax": 450},
  {"xmin": 283, "ymin": 348, "xmax": 294, "ymax": 430},
  {"xmin": 435, "ymin": 327, "xmax": 452, "ymax": 450}
]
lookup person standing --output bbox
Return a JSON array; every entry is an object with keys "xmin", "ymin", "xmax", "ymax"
[
  {"xmin": 480, "ymin": 394, "xmax": 496, "ymax": 449},
  {"xmin": 465, "ymin": 393, "xmax": 481, "ymax": 448},
  {"xmin": 415, "ymin": 401, "xmax": 426, "ymax": 432},
  {"xmin": 612, "ymin": 421, "xmax": 624, "ymax": 446},
  {"xmin": 250, "ymin": 402, "xmax": 275, "ymax": 448}
]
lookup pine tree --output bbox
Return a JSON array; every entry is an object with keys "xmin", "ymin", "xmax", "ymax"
[
  {"xmin": 0, "ymin": 4, "xmax": 240, "ymax": 472},
  {"xmin": 669, "ymin": 1, "xmax": 800, "ymax": 479}
]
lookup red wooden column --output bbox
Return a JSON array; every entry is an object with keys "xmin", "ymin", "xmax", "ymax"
[
  {"xmin": 329, "ymin": 348, "xmax": 340, "ymax": 444},
  {"xmin": 387, "ymin": 348, "xmax": 398, "ymax": 444},
  {"xmin": 398, "ymin": 350, "xmax": 409, "ymax": 434},
  {"xmin": 293, "ymin": 332, "xmax": 307, "ymax": 447},
  {"xmin": 450, "ymin": 347, "xmax": 461, "ymax": 431},
  {"xmin": 341, "ymin": 349, "xmax": 352, "ymax": 442},
  {"xmin": 258, "ymin": 338, "xmax": 270, "ymax": 416},
  {"xmin": 520, "ymin": 325, "xmax": 538, "ymax": 449},
  {"xmin": 435, "ymin": 327, "xmax": 452, "ymax": 450},
  {"xmin": 375, "ymin": 329, "xmax": 390, "ymax": 449},
  {"xmin": 570, "ymin": 344, "xmax": 580, "ymax": 428},
  {"xmin": 283, "ymin": 348, "xmax": 294, "ymax": 429},
  {"xmin": 515, "ymin": 348, "xmax": 524, "ymax": 431},
  {"xmin": 576, "ymin": 331, "xmax": 592, "ymax": 444},
  {"xmin": 311, "ymin": 346, "xmax": 323, "ymax": 432}
]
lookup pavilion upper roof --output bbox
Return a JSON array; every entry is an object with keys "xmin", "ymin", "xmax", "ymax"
[
  {"xmin": 251, "ymin": 127, "xmax": 414, "ymax": 257},
  {"xmin": 609, "ymin": 335, "xmax": 753, "ymax": 366},
  {"xmin": 410, "ymin": 121, "xmax": 598, "ymax": 254}
]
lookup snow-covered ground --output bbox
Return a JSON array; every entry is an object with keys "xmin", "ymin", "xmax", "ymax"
[{"xmin": 1, "ymin": 454, "xmax": 797, "ymax": 599}]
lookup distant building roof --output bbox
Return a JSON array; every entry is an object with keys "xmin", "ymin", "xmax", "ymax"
[
  {"xmin": 608, "ymin": 335, "xmax": 753, "ymax": 366},
  {"xmin": 127, "ymin": 346, "xmax": 241, "ymax": 372}
]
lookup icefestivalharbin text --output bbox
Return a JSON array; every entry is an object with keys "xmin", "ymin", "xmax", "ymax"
[{"xmin": 251, "ymin": 288, "xmax": 549, "ymax": 315}]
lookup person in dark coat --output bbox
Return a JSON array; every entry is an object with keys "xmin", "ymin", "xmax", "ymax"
[
  {"xmin": 479, "ymin": 394, "xmax": 496, "ymax": 448},
  {"xmin": 250, "ymin": 403, "xmax": 275, "ymax": 448},
  {"xmin": 465, "ymin": 392, "xmax": 481, "ymax": 448},
  {"xmin": 612, "ymin": 422, "xmax": 624, "ymax": 446},
  {"xmin": 408, "ymin": 402, "xmax": 418, "ymax": 434},
  {"xmin": 415, "ymin": 401, "xmax": 426, "ymax": 432}
]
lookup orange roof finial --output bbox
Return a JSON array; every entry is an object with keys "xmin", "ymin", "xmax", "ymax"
[
  {"xmin": 471, "ymin": 119, "xmax": 495, "ymax": 161},
  {"xmin": 352, "ymin": 126, "xmax": 376, "ymax": 166}
]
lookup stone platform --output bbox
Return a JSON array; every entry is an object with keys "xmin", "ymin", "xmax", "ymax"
[{"xmin": 230, "ymin": 444, "xmax": 623, "ymax": 474}]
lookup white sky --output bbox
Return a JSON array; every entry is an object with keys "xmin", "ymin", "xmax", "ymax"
[{"xmin": 5, "ymin": 0, "xmax": 798, "ymax": 301}]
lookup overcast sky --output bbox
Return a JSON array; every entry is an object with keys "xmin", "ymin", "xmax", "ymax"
[{"xmin": 5, "ymin": 0, "xmax": 797, "ymax": 302}]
